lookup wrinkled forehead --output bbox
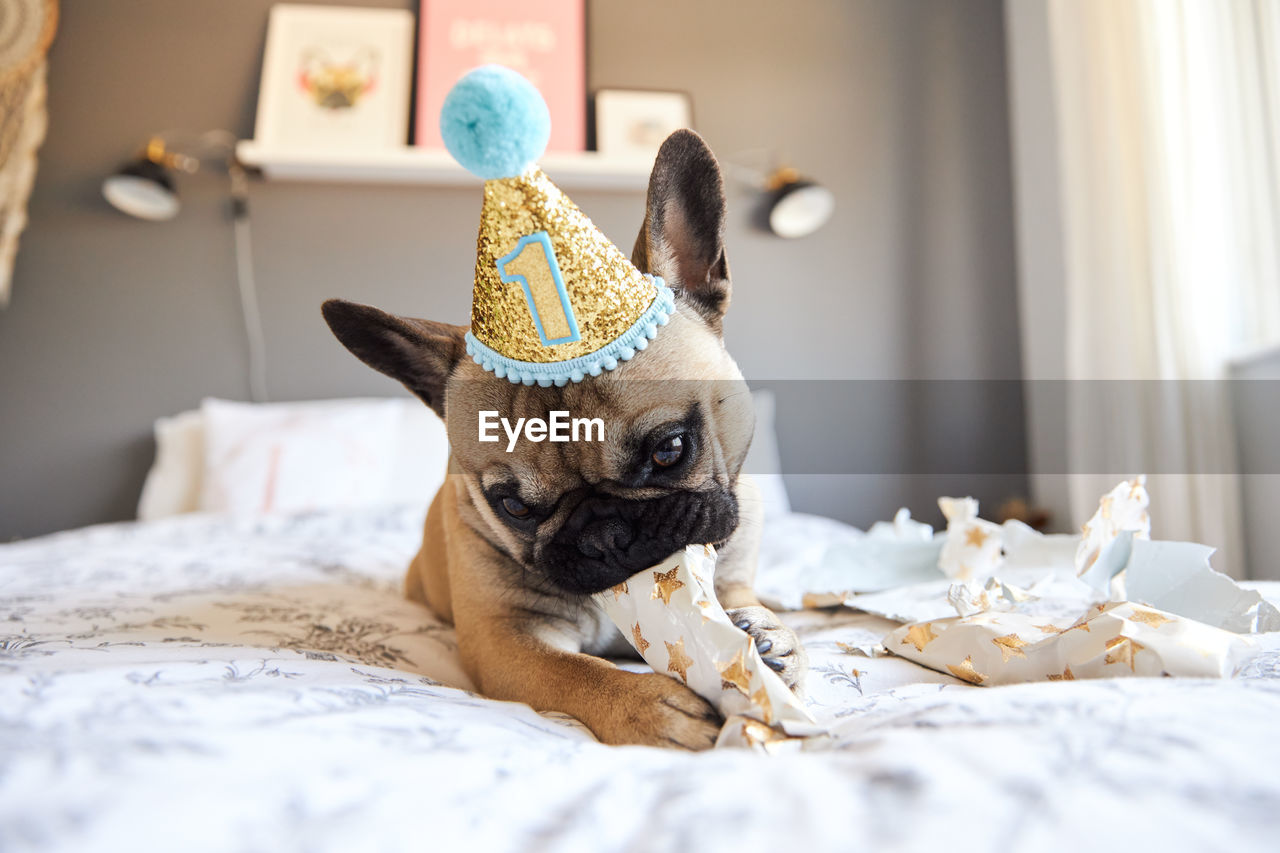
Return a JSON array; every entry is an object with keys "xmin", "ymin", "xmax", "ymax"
[
  {"xmin": 445, "ymin": 369, "xmax": 725, "ymax": 490},
  {"xmin": 443, "ymin": 307, "xmax": 746, "ymax": 488}
]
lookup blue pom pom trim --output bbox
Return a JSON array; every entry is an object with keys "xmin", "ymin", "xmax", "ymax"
[{"xmin": 464, "ymin": 279, "xmax": 675, "ymax": 387}]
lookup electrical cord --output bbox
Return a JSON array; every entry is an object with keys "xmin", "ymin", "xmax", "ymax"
[
  {"xmin": 151, "ymin": 130, "xmax": 269, "ymax": 402},
  {"xmin": 229, "ymin": 163, "xmax": 268, "ymax": 403}
]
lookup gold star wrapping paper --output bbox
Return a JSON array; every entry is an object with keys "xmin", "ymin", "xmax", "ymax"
[
  {"xmin": 596, "ymin": 479, "xmax": 1272, "ymax": 719},
  {"xmin": 1121, "ymin": 538, "xmax": 1280, "ymax": 632},
  {"xmin": 763, "ymin": 478, "xmax": 1155, "ymax": 629},
  {"xmin": 594, "ymin": 545, "xmax": 823, "ymax": 750},
  {"xmin": 1075, "ymin": 476, "xmax": 1150, "ymax": 584},
  {"xmin": 945, "ymin": 576, "xmax": 1042, "ymax": 618},
  {"xmin": 937, "ymin": 497, "xmax": 1004, "ymax": 580},
  {"xmin": 883, "ymin": 477, "xmax": 1272, "ymax": 684},
  {"xmin": 886, "ymin": 599, "xmax": 1258, "ymax": 685},
  {"xmin": 760, "ymin": 477, "xmax": 1272, "ymax": 689}
]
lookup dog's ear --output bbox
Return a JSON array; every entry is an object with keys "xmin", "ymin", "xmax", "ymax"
[
  {"xmin": 632, "ymin": 129, "xmax": 731, "ymax": 334},
  {"xmin": 321, "ymin": 299, "xmax": 466, "ymax": 418}
]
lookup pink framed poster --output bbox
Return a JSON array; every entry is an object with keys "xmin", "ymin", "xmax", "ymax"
[{"xmin": 415, "ymin": 0, "xmax": 585, "ymax": 152}]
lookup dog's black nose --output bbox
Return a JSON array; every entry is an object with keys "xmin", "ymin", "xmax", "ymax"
[{"xmin": 577, "ymin": 518, "xmax": 633, "ymax": 559}]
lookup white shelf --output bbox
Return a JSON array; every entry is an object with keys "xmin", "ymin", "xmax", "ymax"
[{"xmin": 236, "ymin": 141, "xmax": 654, "ymax": 190}]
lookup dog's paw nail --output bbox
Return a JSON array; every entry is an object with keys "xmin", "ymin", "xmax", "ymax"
[
  {"xmin": 734, "ymin": 619, "xmax": 751, "ymax": 631},
  {"xmin": 755, "ymin": 638, "xmax": 773, "ymax": 654},
  {"xmin": 764, "ymin": 657, "xmax": 786, "ymax": 672}
]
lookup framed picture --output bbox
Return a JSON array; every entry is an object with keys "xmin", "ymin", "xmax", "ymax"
[
  {"xmin": 416, "ymin": 0, "xmax": 585, "ymax": 152},
  {"xmin": 593, "ymin": 89, "xmax": 693, "ymax": 158},
  {"xmin": 254, "ymin": 4, "xmax": 414, "ymax": 150}
]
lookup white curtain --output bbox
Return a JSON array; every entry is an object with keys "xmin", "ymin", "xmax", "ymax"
[{"xmin": 1048, "ymin": 0, "xmax": 1280, "ymax": 578}]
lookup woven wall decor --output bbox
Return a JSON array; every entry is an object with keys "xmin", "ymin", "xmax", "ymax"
[{"xmin": 0, "ymin": 0, "xmax": 57, "ymax": 306}]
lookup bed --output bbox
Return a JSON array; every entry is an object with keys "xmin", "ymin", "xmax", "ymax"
[{"xmin": 3, "ymin": 401, "xmax": 1280, "ymax": 852}]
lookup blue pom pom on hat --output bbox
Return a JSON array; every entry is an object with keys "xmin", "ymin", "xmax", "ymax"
[
  {"xmin": 441, "ymin": 65, "xmax": 675, "ymax": 385},
  {"xmin": 439, "ymin": 64, "xmax": 551, "ymax": 180}
]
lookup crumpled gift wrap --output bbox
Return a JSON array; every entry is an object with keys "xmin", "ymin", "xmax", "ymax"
[
  {"xmin": 752, "ymin": 510, "xmax": 943, "ymax": 611},
  {"xmin": 1123, "ymin": 539, "xmax": 1280, "ymax": 633},
  {"xmin": 848, "ymin": 478, "xmax": 1153, "ymax": 625},
  {"xmin": 1054, "ymin": 477, "xmax": 1277, "ymax": 633},
  {"xmin": 886, "ymin": 599, "xmax": 1258, "ymax": 685},
  {"xmin": 868, "ymin": 507, "xmax": 934, "ymax": 542},
  {"xmin": 791, "ymin": 521, "xmax": 1092, "ymax": 625},
  {"xmin": 594, "ymin": 545, "xmax": 822, "ymax": 748},
  {"xmin": 1076, "ymin": 476, "xmax": 1150, "ymax": 586},
  {"xmin": 937, "ymin": 497, "xmax": 1005, "ymax": 580},
  {"xmin": 946, "ymin": 576, "xmax": 1042, "ymax": 618},
  {"xmin": 884, "ymin": 477, "xmax": 1267, "ymax": 684},
  {"xmin": 1001, "ymin": 519, "xmax": 1078, "ymax": 573}
]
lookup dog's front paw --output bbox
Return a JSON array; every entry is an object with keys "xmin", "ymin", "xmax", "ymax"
[
  {"xmin": 726, "ymin": 605, "xmax": 809, "ymax": 693},
  {"xmin": 594, "ymin": 671, "xmax": 722, "ymax": 750}
]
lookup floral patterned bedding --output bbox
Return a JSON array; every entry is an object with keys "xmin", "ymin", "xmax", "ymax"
[{"xmin": 3, "ymin": 507, "xmax": 1280, "ymax": 853}]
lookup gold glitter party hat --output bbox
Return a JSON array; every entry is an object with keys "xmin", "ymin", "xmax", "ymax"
[{"xmin": 440, "ymin": 66, "xmax": 675, "ymax": 387}]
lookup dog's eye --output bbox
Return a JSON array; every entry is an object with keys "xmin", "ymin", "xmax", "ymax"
[
  {"xmin": 652, "ymin": 434, "xmax": 685, "ymax": 467},
  {"xmin": 501, "ymin": 496, "xmax": 530, "ymax": 518}
]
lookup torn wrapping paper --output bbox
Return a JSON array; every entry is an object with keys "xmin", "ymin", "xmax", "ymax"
[
  {"xmin": 867, "ymin": 507, "xmax": 934, "ymax": 542},
  {"xmin": 1075, "ymin": 476, "xmax": 1150, "ymax": 579},
  {"xmin": 936, "ymin": 497, "xmax": 1004, "ymax": 579},
  {"xmin": 847, "ymin": 570, "xmax": 1103, "ymax": 628},
  {"xmin": 594, "ymin": 545, "xmax": 823, "ymax": 747},
  {"xmin": 753, "ymin": 512, "xmax": 943, "ymax": 611},
  {"xmin": 836, "ymin": 579, "xmax": 959, "ymax": 624},
  {"xmin": 1001, "ymin": 519, "xmax": 1077, "ymax": 574},
  {"xmin": 755, "ymin": 478, "xmax": 1149, "ymax": 622},
  {"xmin": 770, "ymin": 500, "xmax": 1076, "ymax": 615},
  {"xmin": 832, "ymin": 555, "xmax": 1103, "ymax": 626},
  {"xmin": 746, "ymin": 476, "xmax": 1276, "ymax": 692},
  {"xmin": 713, "ymin": 715, "xmax": 811, "ymax": 753},
  {"xmin": 1047, "ymin": 478, "xmax": 1277, "ymax": 633},
  {"xmin": 873, "ymin": 477, "xmax": 1280, "ymax": 685},
  {"xmin": 1124, "ymin": 540, "xmax": 1280, "ymax": 633},
  {"xmin": 946, "ymin": 576, "xmax": 1042, "ymax": 617},
  {"xmin": 769, "ymin": 516, "xmax": 1090, "ymax": 625},
  {"xmin": 754, "ymin": 501, "xmax": 1033, "ymax": 613},
  {"xmin": 886, "ymin": 599, "xmax": 1258, "ymax": 685}
]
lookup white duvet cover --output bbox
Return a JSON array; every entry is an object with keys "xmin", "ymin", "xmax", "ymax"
[{"xmin": 2, "ymin": 507, "xmax": 1279, "ymax": 853}]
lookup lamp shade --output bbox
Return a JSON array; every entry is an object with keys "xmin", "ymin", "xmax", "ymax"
[
  {"xmin": 764, "ymin": 178, "xmax": 834, "ymax": 239},
  {"xmin": 102, "ymin": 157, "xmax": 179, "ymax": 221}
]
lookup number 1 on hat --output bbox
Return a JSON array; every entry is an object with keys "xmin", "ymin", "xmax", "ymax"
[{"xmin": 497, "ymin": 231, "xmax": 582, "ymax": 347}]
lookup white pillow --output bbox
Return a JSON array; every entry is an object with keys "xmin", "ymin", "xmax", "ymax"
[
  {"xmin": 199, "ymin": 398, "xmax": 404, "ymax": 514},
  {"xmin": 384, "ymin": 400, "xmax": 451, "ymax": 505},
  {"xmin": 136, "ymin": 393, "xmax": 779, "ymax": 518},
  {"xmin": 136, "ymin": 410, "xmax": 206, "ymax": 521},
  {"xmin": 138, "ymin": 398, "xmax": 452, "ymax": 520}
]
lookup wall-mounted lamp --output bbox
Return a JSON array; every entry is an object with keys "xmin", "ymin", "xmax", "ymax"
[
  {"xmin": 726, "ymin": 151, "xmax": 835, "ymax": 239},
  {"xmin": 103, "ymin": 131, "xmax": 246, "ymax": 220},
  {"xmin": 101, "ymin": 137, "xmax": 186, "ymax": 221},
  {"xmin": 103, "ymin": 130, "xmax": 268, "ymax": 402},
  {"xmin": 758, "ymin": 165, "xmax": 835, "ymax": 239}
]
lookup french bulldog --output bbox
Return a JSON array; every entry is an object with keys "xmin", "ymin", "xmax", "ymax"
[{"xmin": 322, "ymin": 130, "xmax": 807, "ymax": 750}]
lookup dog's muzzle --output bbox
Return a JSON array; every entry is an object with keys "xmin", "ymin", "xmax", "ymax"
[{"xmin": 537, "ymin": 488, "xmax": 739, "ymax": 595}]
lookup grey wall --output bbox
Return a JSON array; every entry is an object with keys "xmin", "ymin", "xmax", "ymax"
[{"xmin": 0, "ymin": 0, "xmax": 1025, "ymax": 539}]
